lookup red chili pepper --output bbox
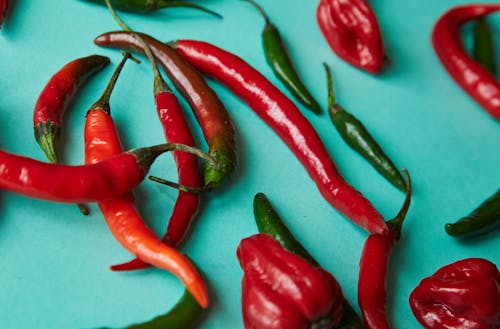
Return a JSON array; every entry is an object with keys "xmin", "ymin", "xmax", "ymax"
[
  {"xmin": 316, "ymin": 0, "xmax": 385, "ymax": 74},
  {"xmin": 0, "ymin": 0, "xmax": 8, "ymax": 28},
  {"xmin": 165, "ymin": 39, "xmax": 388, "ymax": 235},
  {"xmin": 409, "ymin": 258, "xmax": 500, "ymax": 329},
  {"xmin": 237, "ymin": 233, "xmax": 344, "ymax": 329},
  {"xmin": 0, "ymin": 143, "xmax": 170, "ymax": 203},
  {"xmin": 358, "ymin": 170, "xmax": 411, "ymax": 329},
  {"xmin": 432, "ymin": 4, "xmax": 500, "ymax": 120},
  {"xmin": 83, "ymin": 52, "xmax": 208, "ymax": 308},
  {"xmin": 33, "ymin": 55, "xmax": 110, "ymax": 163},
  {"xmin": 94, "ymin": 31, "xmax": 236, "ymax": 189}
]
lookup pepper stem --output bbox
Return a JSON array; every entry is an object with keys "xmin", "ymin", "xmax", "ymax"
[
  {"xmin": 89, "ymin": 51, "xmax": 136, "ymax": 115},
  {"xmin": 157, "ymin": 1, "xmax": 223, "ymax": 19},
  {"xmin": 245, "ymin": 0, "xmax": 271, "ymax": 26},
  {"xmin": 323, "ymin": 62, "xmax": 343, "ymax": 115},
  {"xmin": 104, "ymin": 0, "xmax": 171, "ymax": 95},
  {"xmin": 149, "ymin": 176, "xmax": 210, "ymax": 193},
  {"xmin": 387, "ymin": 169, "xmax": 412, "ymax": 235}
]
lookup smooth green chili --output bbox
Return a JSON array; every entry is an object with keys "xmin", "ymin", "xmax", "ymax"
[
  {"xmin": 473, "ymin": 18, "xmax": 497, "ymax": 76},
  {"xmin": 246, "ymin": 0, "xmax": 321, "ymax": 114},
  {"xmin": 445, "ymin": 189, "xmax": 500, "ymax": 238},
  {"xmin": 324, "ymin": 63, "xmax": 407, "ymax": 192},
  {"xmin": 253, "ymin": 192, "xmax": 365, "ymax": 329}
]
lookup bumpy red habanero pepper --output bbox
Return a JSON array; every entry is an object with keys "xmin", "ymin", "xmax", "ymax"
[
  {"xmin": 409, "ymin": 258, "xmax": 500, "ymax": 329},
  {"xmin": 432, "ymin": 4, "xmax": 500, "ymax": 120},
  {"xmin": 237, "ymin": 233, "xmax": 344, "ymax": 329},
  {"xmin": 316, "ymin": 0, "xmax": 386, "ymax": 74},
  {"xmin": 83, "ymin": 53, "xmax": 208, "ymax": 308},
  {"xmin": 167, "ymin": 39, "xmax": 389, "ymax": 235}
]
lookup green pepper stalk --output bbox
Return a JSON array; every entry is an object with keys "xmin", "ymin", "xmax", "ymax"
[
  {"xmin": 253, "ymin": 192, "xmax": 365, "ymax": 329},
  {"xmin": 81, "ymin": 0, "xmax": 222, "ymax": 18},
  {"xmin": 324, "ymin": 63, "xmax": 407, "ymax": 192},
  {"xmin": 245, "ymin": 0, "xmax": 321, "ymax": 114},
  {"xmin": 445, "ymin": 189, "xmax": 500, "ymax": 238},
  {"xmin": 473, "ymin": 18, "xmax": 497, "ymax": 76}
]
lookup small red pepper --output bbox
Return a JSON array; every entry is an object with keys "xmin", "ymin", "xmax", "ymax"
[
  {"xmin": 432, "ymin": 4, "xmax": 500, "ymax": 120},
  {"xmin": 316, "ymin": 0, "xmax": 386, "ymax": 74},
  {"xmin": 0, "ymin": 0, "xmax": 8, "ymax": 28},
  {"xmin": 237, "ymin": 233, "xmax": 344, "ymax": 329},
  {"xmin": 409, "ymin": 258, "xmax": 500, "ymax": 329}
]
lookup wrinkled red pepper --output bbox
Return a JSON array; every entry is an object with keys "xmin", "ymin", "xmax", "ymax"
[
  {"xmin": 316, "ymin": 0, "xmax": 385, "ymax": 74},
  {"xmin": 432, "ymin": 4, "xmax": 500, "ymax": 120},
  {"xmin": 409, "ymin": 257, "xmax": 500, "ymax": 329},
  {"xmin": 237, "ymin": 233, "xmax": 344, "ymax": 329}
]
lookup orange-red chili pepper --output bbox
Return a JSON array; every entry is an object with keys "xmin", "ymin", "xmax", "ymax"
[
  {"xmin": 84, "ymin": 53, "xmax": 208, "ymax": 308},
  {"xmin": 432, "ymin": 4, "xmax": 500, "ymax": 120},
  {"xmin": 166, "ymin": 39, "xmax": 389, "ymax": 235},
  {"xmin": 316, "ymin": 0, "xmax": 386, "ymax": 74}
]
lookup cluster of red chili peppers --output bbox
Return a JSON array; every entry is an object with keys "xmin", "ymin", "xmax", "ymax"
[{"xmin": 2, "ymin": 0, "xmax": 499, "ymax": 328}]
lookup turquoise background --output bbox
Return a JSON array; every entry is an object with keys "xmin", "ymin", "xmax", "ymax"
[{"xmin": 1, "ymin": 0, "xmax": 499, "ymax": 328}]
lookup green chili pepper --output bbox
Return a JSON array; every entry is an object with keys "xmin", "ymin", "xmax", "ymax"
[
  {"xmin": 324, "ymin": 63, "xmax": 407, "ymax": 192},
  {"xmin": 81, "ymin": 0, "xmax": 222, "ymax": 18},
  {"xmin": 473, "ymin": 18, "xmax": 497, "ymax": 76},
  {"xmin": 253, "ymin": 192, "xmax": 365, "ymax": 329},
  {"xmin": 445, "ymin": 189, "xmax": 500, "ymax": 238},
  {"xmin": 246, "ymin": 0, "xmax": 321, "ymax": 114}
]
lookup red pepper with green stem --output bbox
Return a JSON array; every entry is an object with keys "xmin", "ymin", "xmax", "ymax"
[
  {"xmin": 316, "ymin": 0, "xmax": 386, "ymax": 74},
  {"xmin": 33, "ymin": 54, "xmax": 110, "ymax": 214},
  {"xmin": 357, "ymin": 169, "xmax": 411, "ymax": 329},
  {"xmin": 473, "ymin": 18, "xmax": 497, "ymax": 76},
  {"xmin": 94, "ymin": 32, "xmax": 236, "ymax": 190},
  {"xmin": 102, "ymin": 0, "xmax": 202, "ymax": 272},
  {"xmin": 80, "ymin": 0, "xmax": 222, "ymax": 18},
  {"xmin": 84, "ymin": 51, "xmax": 209, "ymax": 308},
  {"xmin": 163, "ymin": 38, "xmax": 389, "ymax": 235},
  {"xmin": 409, "ymin": 257, "xmax": 500, "ymax": 329},
  {"xmin": 253, "ymin": 192, "xmax": 365, "ymax": 329},
  {"xmin": 324, "ymin": 63, "xmax": 407, "ymax": 192},
  {"xmin": 432, "ymin": 4, "xmax": 500, "ymax": 120},
  {"xmin": 237, "ymin": 233, "xmax": 344, "ymax": 329}
]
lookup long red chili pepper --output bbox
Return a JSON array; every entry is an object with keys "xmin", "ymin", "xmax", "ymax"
[
  {"xmin": 94, "ymin": 31, "xmax": 236, "ymax": 190},
  {"xmin": 0, "ymin": 143, "xmax": 172, "ymax": 203},
  {"xmin": 358, "ymin": 170, "xmax": 411, "ymax": 329},
  {"xmin": 101, "ymin": 5, "xmax": 202, "ymax": 272},
  {"xmin": 84, "ymin": 52, "xmax": 208, "ymax": 309},
  {"xmin": 316, "ymin": 0, "xmax": 386, "ymax": 74},
  {"xmin": 432, "ymin": 4, "xmax": 500, "ymax": 120},
  {"xmin": 166, "ymin": 39, "xmax": 388, "ymax": 235},
  {"xmin": 0, "ymin": 0, "xmax": 8, "ymax": 28}
]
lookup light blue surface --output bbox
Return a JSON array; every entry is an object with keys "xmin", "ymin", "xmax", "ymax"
[{"xmin": 1, "ymin": 0, "xmax": 499, "ymax": 328}]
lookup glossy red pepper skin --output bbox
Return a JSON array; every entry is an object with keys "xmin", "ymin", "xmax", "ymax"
[
  {"xmin": 0, "ymin": 144, "xmax": 168, "ymax": 203},
  {"xmin": 33, "ymin": 55, "xmax": 110, "ymax": 163},
  {"xmin": 409, "ymin": 258, "xmax": 500, "ymax": 329},
  {"xmin": 316, "ymin": 0, "xmax": 385, "ymax": 74},
  {"xmin": 237, "ymin": 233, "xmax": 343, "ymax": 329},
  {"xmin": 0, "ymin": 0, "xmax": 8, "ymax": 28},
  {"xmin": 110, "ymin": 89, "xmax": 201, "ymax": 272},
  {"xmin": 169, "ymin": 39, "xmax": 388, "ymax": 235},
  {"xmin": 432, "ymin": 4, "xmax": 500, "ymax": 120},
  {"xmin": 94, "ymin": 32, "xmax": 236, "ymax": 189}
]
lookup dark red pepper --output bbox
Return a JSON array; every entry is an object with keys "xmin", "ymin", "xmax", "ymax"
[
  {"xmin": 432, "ymin": 4, "xmax": 500, "ymax": 120},
  {"xmin": 316, "ymin": 0, "xmax": 386, "ymax": 74},
  {"xmin": 237, "ymin": 233, "xmax": 344, "ymax": 329},
  {"xmin": 166, "ymin": 38, "xmax": 389, "ymax": 235},
  {"xmin": 409, "ymin": 258, "xmax": 500, "ymax": 329},
  {"xmin": 0, "ymin": 0, "xmax": 8, "ymax": 28}
]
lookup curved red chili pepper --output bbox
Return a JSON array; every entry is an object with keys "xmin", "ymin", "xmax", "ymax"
[
  {"xmin": 0, "ymin": 144, "xmax": 169, "ymax": 203},
  {"xmin": 167, "ymin": 39, "xmax": 388, "ymax": 235},
  {"xmin": 432, "ymin": 4, "xmax": 500, "ymax": 120},
  {"xmin": 358, "ymin": 170, "xmax": 411, "ymax": 329},
  {"xmin": 33, "ymin": 55, "xmax": 110, "ymax": 163},
  {"xmin": 0, "ymin": 0, "xmax": 8, "ymax": 28},
  {"xmin": 94, "ymin": 31, "xmax": 236, "ymax": 189},
  {"xmin": 316, "ymin": 0, "xmax": 385, "ymax": 74}
]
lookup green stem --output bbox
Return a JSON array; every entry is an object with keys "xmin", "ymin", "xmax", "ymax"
[{"xmin": 387, "ymin": 169, "xmax": 412, "ymax": 235}]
